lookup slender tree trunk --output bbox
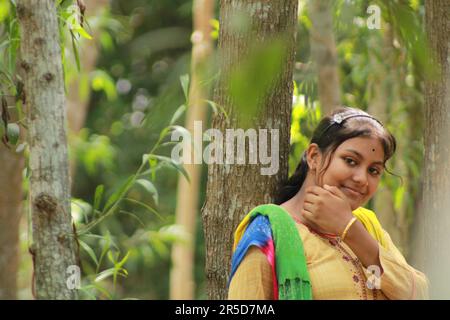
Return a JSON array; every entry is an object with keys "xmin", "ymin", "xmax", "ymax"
[
  {"xmin": 308, "ymin": 0, "xmax": 341, "ymax": 115},
  {"xmin": 67, "ymin": 0, "xmax": 109, "ymax": 180},
  {"xmin": 17, "ymin": 0, "xmax": 79, "ymax": 299},
  {"xmin": 0, "ymin": 148, "xmax": 24, "ymax": 299},
  {"xmin": 368, "ymin": 26, "xmax": 411, "ymax": 257},
  {"xmin": 67, "ymin": 0, "xmax": 108, "ymax": 134},
  {"xmin": 201, "ymin": 0, "xmax": 298, "ymax": 300},
  {"xmin": 422, "ymin": 0, "xmax": 450, "ymax": 299},
  {"xmin": 169, "ymin": 0, "xmax": 214, "ymax": 300},
  {"xmin": 408, "ymin": 64, "xmax": 426, "ymax": 269}
]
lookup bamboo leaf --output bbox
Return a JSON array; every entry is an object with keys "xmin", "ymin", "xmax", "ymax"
[
  {"xmin": 179, "ymin": 74, "xmax": 189, "ymax": 101},
  {"xmin": 116, "ymin": 251, "xmax": 130, "ymax": 269},
  {"xmin": 119, "ymin": 210, "xmax": 145, "ymax": 227},
  {"xmin": 135, "ymin": 179, "xmax": 159, "ymax": 206},
  {"xmin": 93, "ymin": 184, "xmax": 104, "ymax": 213},
  {"xmin": 104, "ymin": 176, "xmax": 135, "ymax": 212},
  {"xmin": 169, "ymin": 104, "xmax": 186, "ymax": 125},
  {"xmin": 148, "ymin": 154, "xmax": 190, "ymax": 183},
  {"xmin": 123, "ymin": 198, "xmax": 164, "ymax": 221},
  {"xmin": 206, "ymin": 100, "xmax": 228, "ymax": 119},
  {"xmin": 79, "ymin": 240, "xmax": 99, "ymax": 267},
  {"xmin": 70, "ymin": 32, "xmax": 81, "ymax": 71},
  {"xmin": 95, "ymin": 268, "xmax": 116, "ymax": 282},
  {"xmin": 75, "ymin": 26, "xmax": 93, "ymax": 40}
]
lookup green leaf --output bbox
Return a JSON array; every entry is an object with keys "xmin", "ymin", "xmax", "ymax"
[
  {"xmin": 148, "ymin": 154, "xmax": 190, "ymax": 183},
  {"xmin": 79, "ymin": 240, "xmax": 99, "ymax": 267},
  {"xmin": 149, "ymin": 236, "xmax": 169, "ymax": 257},
  {"xmin": 229, "ymin": 39, "xmax": 286, "ymax": 127},
  {"xmin": 206, "ymin": 100, "xmax": 228, "ymax": 119},
  {"xmin": 209, "ymin": 19, "xmax": 219, "ymax": 31},
  {"xmin": 119, "ymin": 210, "xmax": 145, "ymax": 227},
  {"xmin": 0, "ymin": 1, "xmax": 11, "ymax": 23},
  {"xmin": 79, "ymin": 284, "xmax": 112, "ymax": 300},
  {"xmin": 70, "ymin": 33, "xmax": 81, "ymax": 71},
  {"xmin": 116, "ymin": 251, "xmax": 130, "ymax": 269},
  {"xmin": 91, "ymin": 70, "xmax": 117, "ymax": 101},
  {"xmin": 169, "ymin": 104, "xmax": 186, "ymax": 125},
  {"xmin": 6, "ymin": 123, "xmax": 20, "ymax": 145},
  {"xmin": 123, "ymin": 198, "xmax": 164, "ymax": 221},
  {"xmin": 135, "ymin": 179, "xmax": 159, "ymax": 205},
  {"xmin": 95, "ymin": 268, "xmax": 116, "ymax": 282},
  {"xmin": 158, "ymin": 126, "xmax": 172, "ymax": 143},
  {"xmin": 142, "ymin": 154, "xmax": 150, "ymax": 165},
  {"xmin": 99, "ymin": 32, "xmax": 113, "ymax": 52},
  {"xmin": 107, "ymin": 250, "xmax": 118, "ymax": 264},
  {"xmin": 15, "ymin": 142, "xmax": 26, "ymax": 153},
  {"xmin": 210, "ymin": 19, "xmax": 220, "ymax": 40},
  {"xmin": 159, "ymin": 141, "xmax": 179, "ymax": 148},
  {"xmin": 96, "ymin": 233, "xmax": 111, "ymax": 273},
  {"xmin": 75, "ymin": 26, "xmax": 93, "ymax": 40},
  {"xmin": 93, "ymin": 184, "xmax": 104, "ymax": 213},
  {"xmin": 179, "ymin": 74, "xmax": 189, "ymax": 101},
  {"xmin": 104, "ymin": 176, "xmax": 135, "ymax": 212},
  {"xmin": 149, "ymin": 158, "xmax": 158, "ymax": 181}
]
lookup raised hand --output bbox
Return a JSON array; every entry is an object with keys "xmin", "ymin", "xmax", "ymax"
[{"xmin": 301, "ymin": 184, "xmax": 355, "ymax": 236}]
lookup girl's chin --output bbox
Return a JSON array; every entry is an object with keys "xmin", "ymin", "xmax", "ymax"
[{"xmin": 350, "ymin": 199, "xmax": 368, "ymax": 211}]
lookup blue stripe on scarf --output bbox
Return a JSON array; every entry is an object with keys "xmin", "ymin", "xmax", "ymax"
[{"xmin": 228, "ymin": 215, "xmax": 272, "ymax": 287}]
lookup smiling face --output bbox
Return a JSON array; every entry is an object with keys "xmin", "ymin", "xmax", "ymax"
[{"xmin": 308, "ymin": 136, "xmax": 386, "ymax": 210}]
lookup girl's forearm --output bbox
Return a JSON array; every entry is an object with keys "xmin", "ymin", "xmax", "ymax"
[{"xmin": 343, "ymin": 220, "xmax": 382, "ymax": 272}]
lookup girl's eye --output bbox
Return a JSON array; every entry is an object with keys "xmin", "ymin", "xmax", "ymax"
[
  {"xmin": 369, "ymin": 167, "xmax": 381, "ymax": 176},
  {"xmin": 344, "ymin": 157, "xmax": 356, "ymax": 166}
]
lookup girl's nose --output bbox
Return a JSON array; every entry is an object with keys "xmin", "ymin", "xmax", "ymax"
[{"xmin": 352, "ymin": 167, "xmax": 368, "ymax": 187}]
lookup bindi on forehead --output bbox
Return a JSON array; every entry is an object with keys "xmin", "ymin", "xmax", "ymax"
[{"xmin": 344, "ymin": 148, "xmax": 384, "ymax": 165}]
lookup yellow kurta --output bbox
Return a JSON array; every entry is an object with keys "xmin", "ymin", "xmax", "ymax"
[{"xmin": 228, "ymin": 221, "xmax": 429, "ymax": 300}]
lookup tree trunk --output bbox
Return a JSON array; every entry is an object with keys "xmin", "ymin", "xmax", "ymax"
[
  {"xmin": 308, "ymin": 0, "xmax": 341, "ymax": 115},
  {"xmin": 201, "ymin": 0, "xmax": 297, "ymax": 300},
  {"xmin": 0, "ymin": 148, "xmax": 24, "ymax": 299},
  {"xmin": 169, "ymin": 0, "xmax": 214, "ymax": 300},
  {"xmin": 17, "ymin": 0, "xmax": 79, "ymax": 300},
  {"xmin": 422, "ymin": 0, "xmax": 450, "ymax": 299},
  {"xmin": 367, "ymin": 25, "xmax": 411, "ymax": 257},
  {"xmin": 67, "ymin": 0, "xmax": 109, "ymax": 134},
  {"xmin": 67, "ymin": 0, "xmax": 109, "ymax": 180}
]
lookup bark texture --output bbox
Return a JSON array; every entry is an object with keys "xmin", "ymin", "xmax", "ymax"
[
  {"xmin": 17, "ymin": 0, "xmax": 79, "ymax": 299},
  {"xmin": 202, "ymin": 0, "xmax": 298, "ymax": 299},
  {"xmin": 308, "ymin": 0, "xmax": 341, "ymax": 115},
  {"xmin": 422, "ymin": 0, "xmax": 450, "ymax": 299},
  {"xmin": 0, "ymin": 148, "xmax": 24, "ymax": 299}
]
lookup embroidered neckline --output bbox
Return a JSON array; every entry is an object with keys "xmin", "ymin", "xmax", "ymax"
[{"xmin": 291, "ymin": 215, "xmax": 339, "ymax": 240}]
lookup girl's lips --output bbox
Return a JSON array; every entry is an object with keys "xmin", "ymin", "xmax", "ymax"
[{"xmin": 341, "ymin": 186, "xmax": 363, "ymax": 198}]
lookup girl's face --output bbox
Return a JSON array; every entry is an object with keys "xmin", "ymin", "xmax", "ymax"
[{"xmin": 311, "ymin": 136, "xmax": 385, "ymax": 210}]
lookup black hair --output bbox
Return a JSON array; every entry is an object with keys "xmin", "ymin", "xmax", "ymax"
[{"xmin": 274, "ymin": 106, "xmax": 397, "ymax": 204}]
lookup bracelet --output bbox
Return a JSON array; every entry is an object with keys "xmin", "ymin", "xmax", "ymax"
[{"xmin": 340, "ymin": 217, "xmax": 357, "ymax": 241}]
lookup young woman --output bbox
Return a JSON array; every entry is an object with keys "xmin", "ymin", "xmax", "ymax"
[{"xmin": 228, "ymin": 107, "xmax": 429, "ymax": 300}]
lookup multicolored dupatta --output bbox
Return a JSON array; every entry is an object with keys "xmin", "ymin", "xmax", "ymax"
[
  {"xmin": 228, "ymin": 204, "xmax": 387, "ymax": 300},
  {"xmin": 229, "ymin": 204, "xmax": 312, "ymax": 300}
]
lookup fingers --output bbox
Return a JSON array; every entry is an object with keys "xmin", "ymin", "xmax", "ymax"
[
  {"xmin": 305, "ymin": 186, "xmax": 323, "ymax": 196},
  {"xmin": 303, "ymin": 201, "xmax": 315, "ymax": 213},
  {"xmin": 323, "ymin": 184, "xmax": 346, "ymax": 199},
  {"xmin": 306, "ymin": 185, "xmax": 336, "ymax": 198},
  {"xmin": 304, "ymin": 191, "xmax": 320, "ymax": 204},
  {"xmin": 301, "ymin": 207, "xmax": 314, "ymax": 222}
]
